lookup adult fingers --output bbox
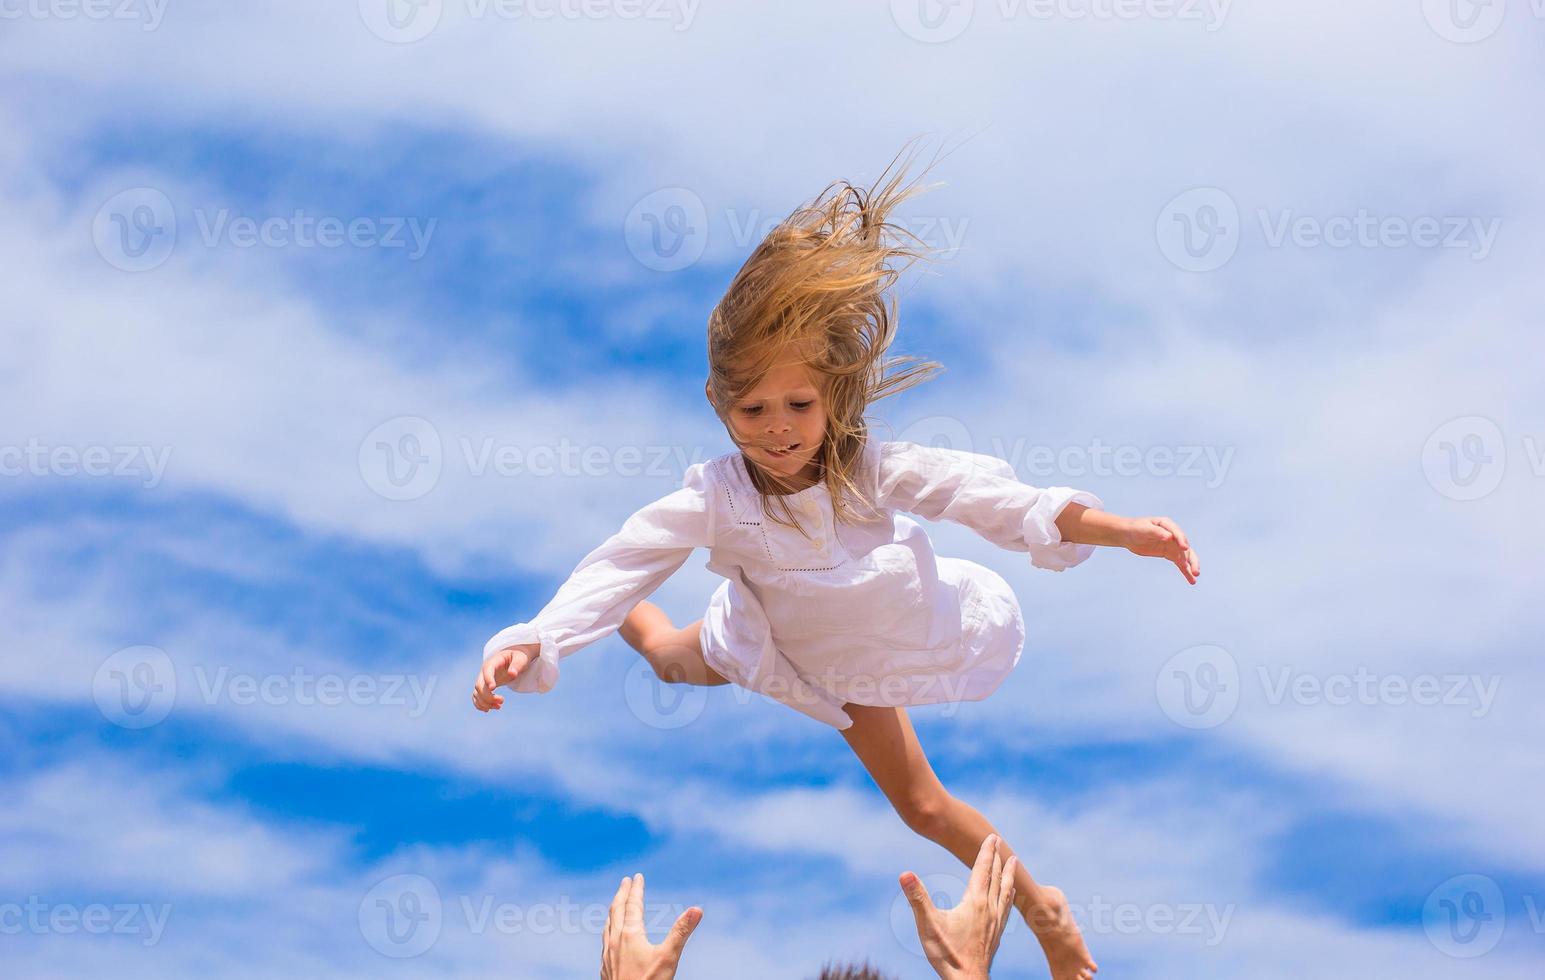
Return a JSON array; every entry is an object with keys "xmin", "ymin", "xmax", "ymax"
[
  {"xmin": 623, "ymin": 873, "xmax": 646, "ymax": 934},
  {"xmin": 996, "ymin": 856, "xmax": 1018, "ymax": 927},
  {"xmin": 660, "ymin": 907, "xmax": 703, "ymax": 961},
  {"xmin": 989, "ymin": 839, "xmax": 1003, "ymax": 902},
  {"xmin": 899, "ymin": 871, "xmax": 937, "ymax": 933},
  {"xmin": 965, "ymin": 834, "xmax": 997, "ymax": 898},
  {"xmin": 605, "ymin": 876, "xmax": 629, "ymax": 948}
]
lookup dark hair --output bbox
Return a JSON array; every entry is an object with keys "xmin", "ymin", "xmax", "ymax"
[{"xmin": 814, "ymin": 961, "xmax": 896, "ymax": 980}]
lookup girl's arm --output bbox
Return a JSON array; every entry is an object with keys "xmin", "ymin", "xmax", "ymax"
[
  {"xmin": 1057, "ymin": 502, "xmax": 1201, "ymax": 584},
  {"xmin": 872, "ymin": 440, "xmax": 1200, "ymax": 583},
  {"xmin": 473, "ymin": 463, "xmax": 714, "ymax": 710},
  {"xmin": 870, "ymin": 440, "xmax": 1103, "ymax": 572}
]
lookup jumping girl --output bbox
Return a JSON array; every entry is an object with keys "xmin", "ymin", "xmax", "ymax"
[{"xmin": 472, "ymin": 150, "xmax": 1200, "ymax": 980}]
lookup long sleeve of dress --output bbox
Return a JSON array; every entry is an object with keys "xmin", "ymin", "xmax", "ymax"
[
  {"xmin": 872, "ymin": 440, "xmax": 1105, "ymax": 572},
  {"xmin": 482, "ymin": 462, "xmax": 713, "ymax": 694}
]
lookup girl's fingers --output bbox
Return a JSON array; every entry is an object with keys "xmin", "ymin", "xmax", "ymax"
[{"xmin": 1166, "ymin": 521, "xmax": 1189, "ymax": 552}]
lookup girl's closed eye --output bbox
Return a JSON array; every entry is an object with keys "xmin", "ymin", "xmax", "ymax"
[{"xmin": 739, "ymin": 401, "xmax": 814, "ymax": 415}]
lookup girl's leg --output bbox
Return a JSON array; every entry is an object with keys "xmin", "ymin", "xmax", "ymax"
[
  {"xmin": 619, "ymin": 600, "xmax": 730, "ymax": 687},
  {"xmin": 840, "ymin": 702, "xmax": 1098, "ymax": 980}
]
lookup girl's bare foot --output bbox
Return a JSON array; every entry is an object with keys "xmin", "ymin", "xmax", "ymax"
[
  {"xmin": 619, "ymin": 600, "xmax": 672, "ymax": 654},
  {"xmin": 1021, "ymin": 884, "xmax": 1098, "ymax": 980}
]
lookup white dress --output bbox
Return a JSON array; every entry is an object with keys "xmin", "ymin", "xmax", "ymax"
[{"xmin": 482, "ymin": 439, "xmax": 1104, "ymax": 731}]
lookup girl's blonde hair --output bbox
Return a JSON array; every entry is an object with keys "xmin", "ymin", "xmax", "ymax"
[{"xmin": 705, "ymin": 141, "xmax": 947, "ymax": 537}]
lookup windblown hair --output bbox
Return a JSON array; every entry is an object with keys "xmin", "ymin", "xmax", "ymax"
[
  {"xmin": 813, "ymin": 960, "xmax": 896, "ymax": 980},
  {"xmin": 705, "ymin": 141, "xmax": 947, "ymax": 537}
]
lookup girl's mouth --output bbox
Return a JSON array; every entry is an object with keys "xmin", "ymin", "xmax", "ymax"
[{"xmin": 765, "ymin": 442, "xmax": 800, "ymax": 458}]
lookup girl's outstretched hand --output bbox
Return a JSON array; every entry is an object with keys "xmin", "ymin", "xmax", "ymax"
[
  {"xmin": 1123, "ymin": 516, "xmax": 1201, "ymax": 585},
  {"xmin": 472, "ymin": 643, "xmax": 538, "ymax": 712}
]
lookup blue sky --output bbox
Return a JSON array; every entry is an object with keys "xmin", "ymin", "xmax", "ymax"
[{"xmin": 2, "ymin": 2, "xmax": 1543, "ymax": 977}]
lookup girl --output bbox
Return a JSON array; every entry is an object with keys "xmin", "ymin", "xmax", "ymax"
[{"xmin": 473, "ymin": 151, "xmax": 1199, "ymax": 980}]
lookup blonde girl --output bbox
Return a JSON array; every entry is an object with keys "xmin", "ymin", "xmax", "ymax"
[{"xmin": 474, "ymin": 148, "xmax": 1199, "ymax": 980}]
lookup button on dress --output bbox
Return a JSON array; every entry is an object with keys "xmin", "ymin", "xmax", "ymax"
[{"xmin": 483, "ymin": 439, "xmax": 1104, "ymax": 731}]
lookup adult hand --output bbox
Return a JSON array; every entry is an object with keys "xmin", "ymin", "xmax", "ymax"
[
  {"xmin": 899, "ymin": 834, "xmax": 1017, "ymax": 980},
  {"xmin": 600, "ymin": 872, "xmax": 702, "ymax": 980}
]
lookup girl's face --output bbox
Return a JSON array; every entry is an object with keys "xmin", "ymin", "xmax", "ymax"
[{"xmin": 719, "ymin": 359, "xmax": 827, "ymax": 488}]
